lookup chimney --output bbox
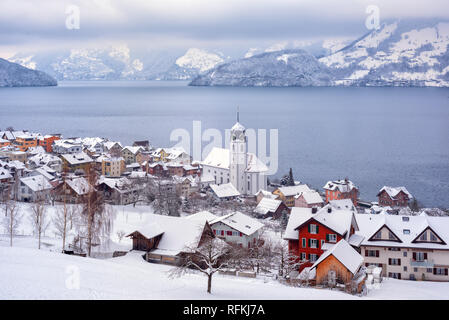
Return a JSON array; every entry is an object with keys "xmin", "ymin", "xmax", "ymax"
[
  {"xmin": 312, "ymin": 207, "xmax": 318, "ymax": 214},
  {"xmin": 327, "ymin": 207, "xmax": 332, "ymax": 213}
]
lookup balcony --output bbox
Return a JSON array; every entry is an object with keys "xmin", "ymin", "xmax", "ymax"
[{"xmin": 410, "ymin": 259, "xmax": 434, "ymax": 268}]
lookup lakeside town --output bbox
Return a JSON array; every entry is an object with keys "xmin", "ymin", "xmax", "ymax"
[{"xmin": 1, "ymin": 119, "xmax": 449, "ymax": 298}]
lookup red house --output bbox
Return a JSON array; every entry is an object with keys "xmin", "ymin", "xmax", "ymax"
[
  {"xmin": 38, "ymin": 134, "xmax": 61, "ymax": 153},
  {"xmin": 377, "ymin": 186, "xmax": 412, "ymax": 207},
  {"xmin": 284, "ymin": 204, "xmax": 359, "ymax": 272},
  {"xmin": 323, "ymin": 178, "xmax": 359, "ymax": 206}
]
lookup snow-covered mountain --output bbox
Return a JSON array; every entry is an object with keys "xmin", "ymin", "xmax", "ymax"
[
  {"xmin": 0, "ymin": 58, "xmax": 57, "ymax": 87},
  {"xmin": 154, "ymin": 48, "xmax": 226, "ymax": 80},
  {"xmin": 189, "ymin": 49, "xmax": 332, "ymax": 87},
  {"xmin": 320, "ymin": 20, "xmax": 449, "ymax": 87}
]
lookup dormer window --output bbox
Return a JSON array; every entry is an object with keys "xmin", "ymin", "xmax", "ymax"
[
  {"xmin": 403, "ymin": 229, "xmax": 410, "ymax": 235},
  {"xmin": 402, "ymin": 217, "xmax": 409, "ymax": 222},
  {"xmin": 419, "ymin": 233, "xmax": 427, "ymax": 241},
  {"xmin": 374, "ymin": 231, "xmax": 382, "ymax": 239}
]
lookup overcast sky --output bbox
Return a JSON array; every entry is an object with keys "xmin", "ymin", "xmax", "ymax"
[{"xmin": 1, "ymin": 0, "xmax": 449, "ymax": 57}]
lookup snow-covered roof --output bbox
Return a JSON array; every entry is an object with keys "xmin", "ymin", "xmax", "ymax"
[
  {"xmin": 256, "ymin": 189, "xmax": 277, "ymax": 199},
  {"xmin": 355, "ymin": 214, "xmax": 449, "ymax": 250},
  {"xmin": 33, "ymin": 168, "xmax": 55, "ymax": 181},
  {"xmin": 284, "ymin": 204, "xmax": 357, "ymax": 241},
  {"xmin": 104, "ymin": 141, "xmax": 122, "ymax": 150},
  {"xmin": 277, "ymin": 184, "xmax": 311, "ymax": 197},
  {"xmin": 123, "ymin": 146, "xmax": 143, "ymax": 155},
  {"xmin": 210, "ymin": 183, "xmax": 240, "ymax": 198},
  {"xmin": 295, "ymin": 190, "xmax": 323, "ymax": 204},
  {"xmin": 231, "ymin": 122, "xmax": 245, "ymax": 132},
  {"xmin": 201, "ymin": 147, "xmax": 268, "ymax": 173},
  {"xmin": 311, "ymin": 239, "xmax": 363, "ymax": 275},
  {"xmin": 61, "ymin": 152, "xmax": 93, "ymax": 165},
  {"xmin": 0, "ymin": 168, "xmax": 12, "ymax": 180},
  {"xmin": 323, "ymin": 179, "xmax": 358, "ymax": 193},
  {"xmin": 185, "ymin": 211, "xmax": 219, "ymax": 223},
  {"xmin": 378, "ymin": 186, "xmax": 413, "ymax": 200},
  {"xmin": 329, "ymin": 199, "xmax": 356, "ymax": 211},
  {"xmin": 20, "ymin": 175, "xmax": 53, "ymax": 192},
  {"xmin": 66, "ymin": 177, "xmax": 91, "ymax": 195},
  {"xmin": 254, "ymin": 197, "xmax": 283, "ymax": 215},
  {"xmin": 130, "ymin": 214, "xmax": 209, "ymax": 255},
  {"xmin": 211, "ymin": 211, "xmax": 264, "ymax": 236}
]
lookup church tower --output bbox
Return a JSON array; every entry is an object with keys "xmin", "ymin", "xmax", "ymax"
[{"xmin": 230, "ymin": 110, "xmax": 248, "ymax": 194}]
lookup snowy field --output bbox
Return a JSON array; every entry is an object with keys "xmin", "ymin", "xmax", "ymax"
[{"xmin": 2, "ymin": 203, "xmax": 449, "ymax": 300}]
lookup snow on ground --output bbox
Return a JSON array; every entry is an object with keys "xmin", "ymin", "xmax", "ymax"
[{"xmin": 2, "ymin": 203, "xmax": 449, "ymax": 299}]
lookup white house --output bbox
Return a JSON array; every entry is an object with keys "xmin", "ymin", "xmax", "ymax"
[
  {"xmin": 18, "ymin": 175, "xmax": 53, "ymax": 202},
  {"xmin": 201, "ymin": 119, "xmax": 268, "ymax": 196}
]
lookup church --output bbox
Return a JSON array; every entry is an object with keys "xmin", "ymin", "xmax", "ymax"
[{"xmin": 201, "ymin": 117, "xmax": 268, "ymax": 196}]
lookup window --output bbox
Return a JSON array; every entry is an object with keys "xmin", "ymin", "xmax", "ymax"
[
  {"xmin": 321, "ymin": 240, "xmax": 325, "ymax": 248},
  {"xmin": 374, "ymin": 231, "xmax": 382, "ymax": 239},
  {"xmin": 389, "ymin": 231, "xmax": 396, "ymax": 240},
  {"xmin": 300, "ymin": 253, "xmax": 306, "ymax": 261},
  {"xmin": 427, "ymin": 268, "xmax": 433, "ymax": 273},
  {"xmin": 302, "ymin": 238, "xmax": 306, "ymax": 248},
  {"xmin": 403, "ymin": 266, "xmax": 407, "ymax": 271},
  {"xmin": 309, "ymin": 224, "xmax": 318, "ymax": 234},
  {"xmin": 430, "ymin": 233, "xmax": 438, "ymax": 242},
  {"xmin": 419, "ymin": 233, "xmax": 427, "ymax": 241},
  {"xmin": 434, "ymin": 268, "xmax": 448, "ymax": 276},
  {"xmin": 310, "ymin": 239, "xmax": 318, "ymax": 249},
  {"xmin": 309, "ymin": 254, "xmax": 318, "ymax": 262},
  {"xmin": 403, "ymin": 229, "xmax": 410, "ymax": 235},
  {"xmin": 327, "ymin": 234, "xmax": 337, "ymax": 243},
  {"xmin": 389, "ymin": 258, "xmax": 401, "ymax": 266},
  {"xmin": 366, "ymin": 250, "xmax": 379, "ymax": 257},
  {"xmin": 414, "ymin": 268, "xmax": 418, "ymax": 272},
  {"xmin": 402, "ymin": 216, "xmax": 409, "ymax": 222},
  {"xmin": 388, "ymin": 247, "xmax": 400, "ymax": 251},
  {"xmin": 403, "ymin": 251, "xmax": 407, "ymax": 257},
  {"xmin": 415, "ymin": 252, "xmax": 426, "ymax": 262}
]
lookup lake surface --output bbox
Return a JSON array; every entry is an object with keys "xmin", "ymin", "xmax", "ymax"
[{"xmin": 0, "ymin": 81, "xmax": 448, "ymax": 207}]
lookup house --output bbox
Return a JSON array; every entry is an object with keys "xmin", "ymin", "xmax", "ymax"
[
  {"xmin": 209, "ymin": 211, "xmax": 264, "ymax": 248},
  {"xmin": 0, "ymin": 138, "xmax": 10, "ymax": 148},
  {"xmin": 377, "ymin": 186, "xmax": 413, "ymax": 207},
  {"xmin": 323, "ymin": 178, "xmax": 359, "ymax": 206},
  {"xmin": 201, "ymin": 120, "xmax": 268, "ymax": 196},
  {"xmin": 294, "ymin": 190, "xmax": 324, "ymax": 208},
  {"xmin": 52, "ymin": 139, "xmax": 83, "ymax": 154},
  {"xmin": 38, "ymin": 134, "xmax": 61, "ymax": 153},
  {"xmin": 14, "ymin": 134, "xmax": 41, "ymax": 152},
  {"xmin": 18, "ymin": 175, "xmax": 53, "ymax": 202},
  {"xmin": 272, "ymin": 184, "xmax": 311, "ymax": 207},
  {"xmin": 147, "ymin": 162, "xmax": 167, "ymax": 176},
  {"xmin": 127, "ymin": 214, "xmax": 214, "ymax": 265},
  {"xmin": 133, "ymin": 140, "xmax": 150, "ymax": 151},
  {"xmin": 121, "ymin": 146, "xmax": 143, "ymax": 164},
  {"xmin": 61, "ymin": 152, "xmax": 93, "ymax": 173},
  {"xmin": 256, "ymin": 189, "xmax": 277, "ymax": 204},
  {"xmin": 103, "ymin": 141, "xmax": 123, "ymax": 157},
  {"xmin": 284, "ymin": 204, "xmax": 360, "ymax": 272},
  {"xmin": 355, "ymin": 213, "xmax": 449, "ymax": 281},
  {"xmin": 254, "ymin": 197, "xmax": 289, "ymax": 219},
  {"xmin": 209, "ymin": 183, "xmax": 240, "ymax": 200},
  {"xmin": 101, "ymin": 157, "xmax": 125, "ymax": 177},
  {"xmin": 310, "ymin": 239, "xmax": 365, "ymax": 292},
  {"xmin": 97, "ymin": 177, "xmax": 143, "ymax": 205},
  {"xmin": 0, "ymin": 167, "xmax": 13, "ymax": 184},
  {"xmin": 167, "ymin": 162, "xmax": 184, "ymax": 177},
  {"xmin": 173, "ymin": 175, "xmax": 198, "ymax": 198},
  {"xmin": 28, "ymin": 153, "xmax": 62, "ymax": 172},
  {"xmin": 53, "ymin": 177, "xmax": 90, "ymax": 203}
]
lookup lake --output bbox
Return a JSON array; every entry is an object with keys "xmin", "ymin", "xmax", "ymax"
[{"xmin": 0, "ymin": 81, "xmax": 448, "ymax": 207}]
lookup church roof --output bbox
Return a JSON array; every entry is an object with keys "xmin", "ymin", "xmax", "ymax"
[
  {"xmin": 231, "ymin": 122, "xmax": 245, "ymax": 131},
  {"xmin": 201, "ymin": 147, "xmax": 268, "ymax": 173}
]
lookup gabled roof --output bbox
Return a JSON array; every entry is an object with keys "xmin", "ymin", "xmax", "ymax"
[
  {"xmin": 123, "ymin": 146, "xmax": 143, "ymax": 155},
  {"xmin": 355, "ymin": 214, "xmax": 449, "ymax": 250},
  {"xmin": 377, "ymin": 186, "xmax": 413, "ymax": 200},
  {"xmin": 254, "ymin": 197, "xmax": 283, "ymax": 216},
  {"xmin": 0, "ymin": 168, "xmax": 12, "ymax": 180},
  {"xmin": 61, "ymin": 152, "xmax": 93, "ymax": 165},
  {"xmin": 284, "ymin": 204, "xmax": 357, "ymax": 241},
  {"xmin": 201, "ymin": 147, "xmax": 268, "ymax": 173},
  {"xmin": 185, "ymin": 211, "xmax": 219, "ymax": 223},
  {"xmin": 323, "ymin": 179, "xmax": 357, "ymax": 193},
  {"xmin": 295, "ymin": 190, "xmax": 323, "ymax": 204},
  {"xmin": 20, "ymin": 175, "xmax": 53, "ymax": 192},
  {"xmin": 210, "ymin": 211, "xmax": 264, "ymax": 236},
  {"xmin": 311, "ymin": 239, "xmax": 364, "ymax": 275},
  {"xmin": 210, "ymin": 183, "xmax": 240, "ymax": 198},
  {"xmin": 276, "ymin": 184, "xmax": 311, "ymax": 197},
  {"xmin": 66, "ymin": 177, "xmax": 91, "ymax": 195}
]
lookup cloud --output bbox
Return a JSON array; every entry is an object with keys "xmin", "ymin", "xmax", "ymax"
[{"xmin": 1, "ymin": 0, "xmax": 449, "ymax": 55}]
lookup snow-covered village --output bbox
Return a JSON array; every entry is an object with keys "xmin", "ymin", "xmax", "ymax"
[{"xmin": 1, "ymin": 118, "xmax": 449, "ymax": 301}]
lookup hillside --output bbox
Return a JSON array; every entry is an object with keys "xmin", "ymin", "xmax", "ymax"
[{"xmin": 0, "ymin": 58, "xmax": 57, "ymax": 87}]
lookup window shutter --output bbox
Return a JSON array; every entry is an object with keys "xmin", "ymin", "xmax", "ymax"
[
  {"xmin": 433, "ymin": 268, "xmax": 436, "ymax": 275},
  {"xmin": 308, "ymin": 224, "xmax": 310, "ymax": 233},
  {"xmin": 316, "ymin": 225, "xmax": 319, "ymax": 234},
  {"xmin": 424, "ymin": 253, "xmax": 428, "ymax": 260},
  {"xmin": 445, "ymin": 268, "xmax": 448, "ymax": 276},
  {"xmin": 376, "ymin": 250, "xmax": 379, "ymax": 257},
  {"xmin": 388, "ymin": 258, "xmax": 391, "ymax": 265},
  {"xmin": 398, "ymin": 259, "xmax": 401, "ymax": 266},
  {"xmin": 365, "ymin": 250, "xmax": 368, "ymax": 257},
  {"xmin": 308, "ymin": 239, "xmax": 311, "ymax": 247},
  {"xmin": 413, "ymin": 252, "xmax": 416, "ymax": 261},
  {"xmin": 326, "ymin": 234, "xmax": 329, "ymax": 242}
]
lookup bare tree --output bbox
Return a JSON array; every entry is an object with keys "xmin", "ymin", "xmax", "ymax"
[
  {"xmin": 1, "ymin": 185, "xmax": 22, "ymax": 246},
  {"xmin": 169, "ymin": 233, "xmax": 231, "ymax": 294},
  {"xmin": 30, "ymin": 196, "xmax": 50, "ymax": 249}
]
